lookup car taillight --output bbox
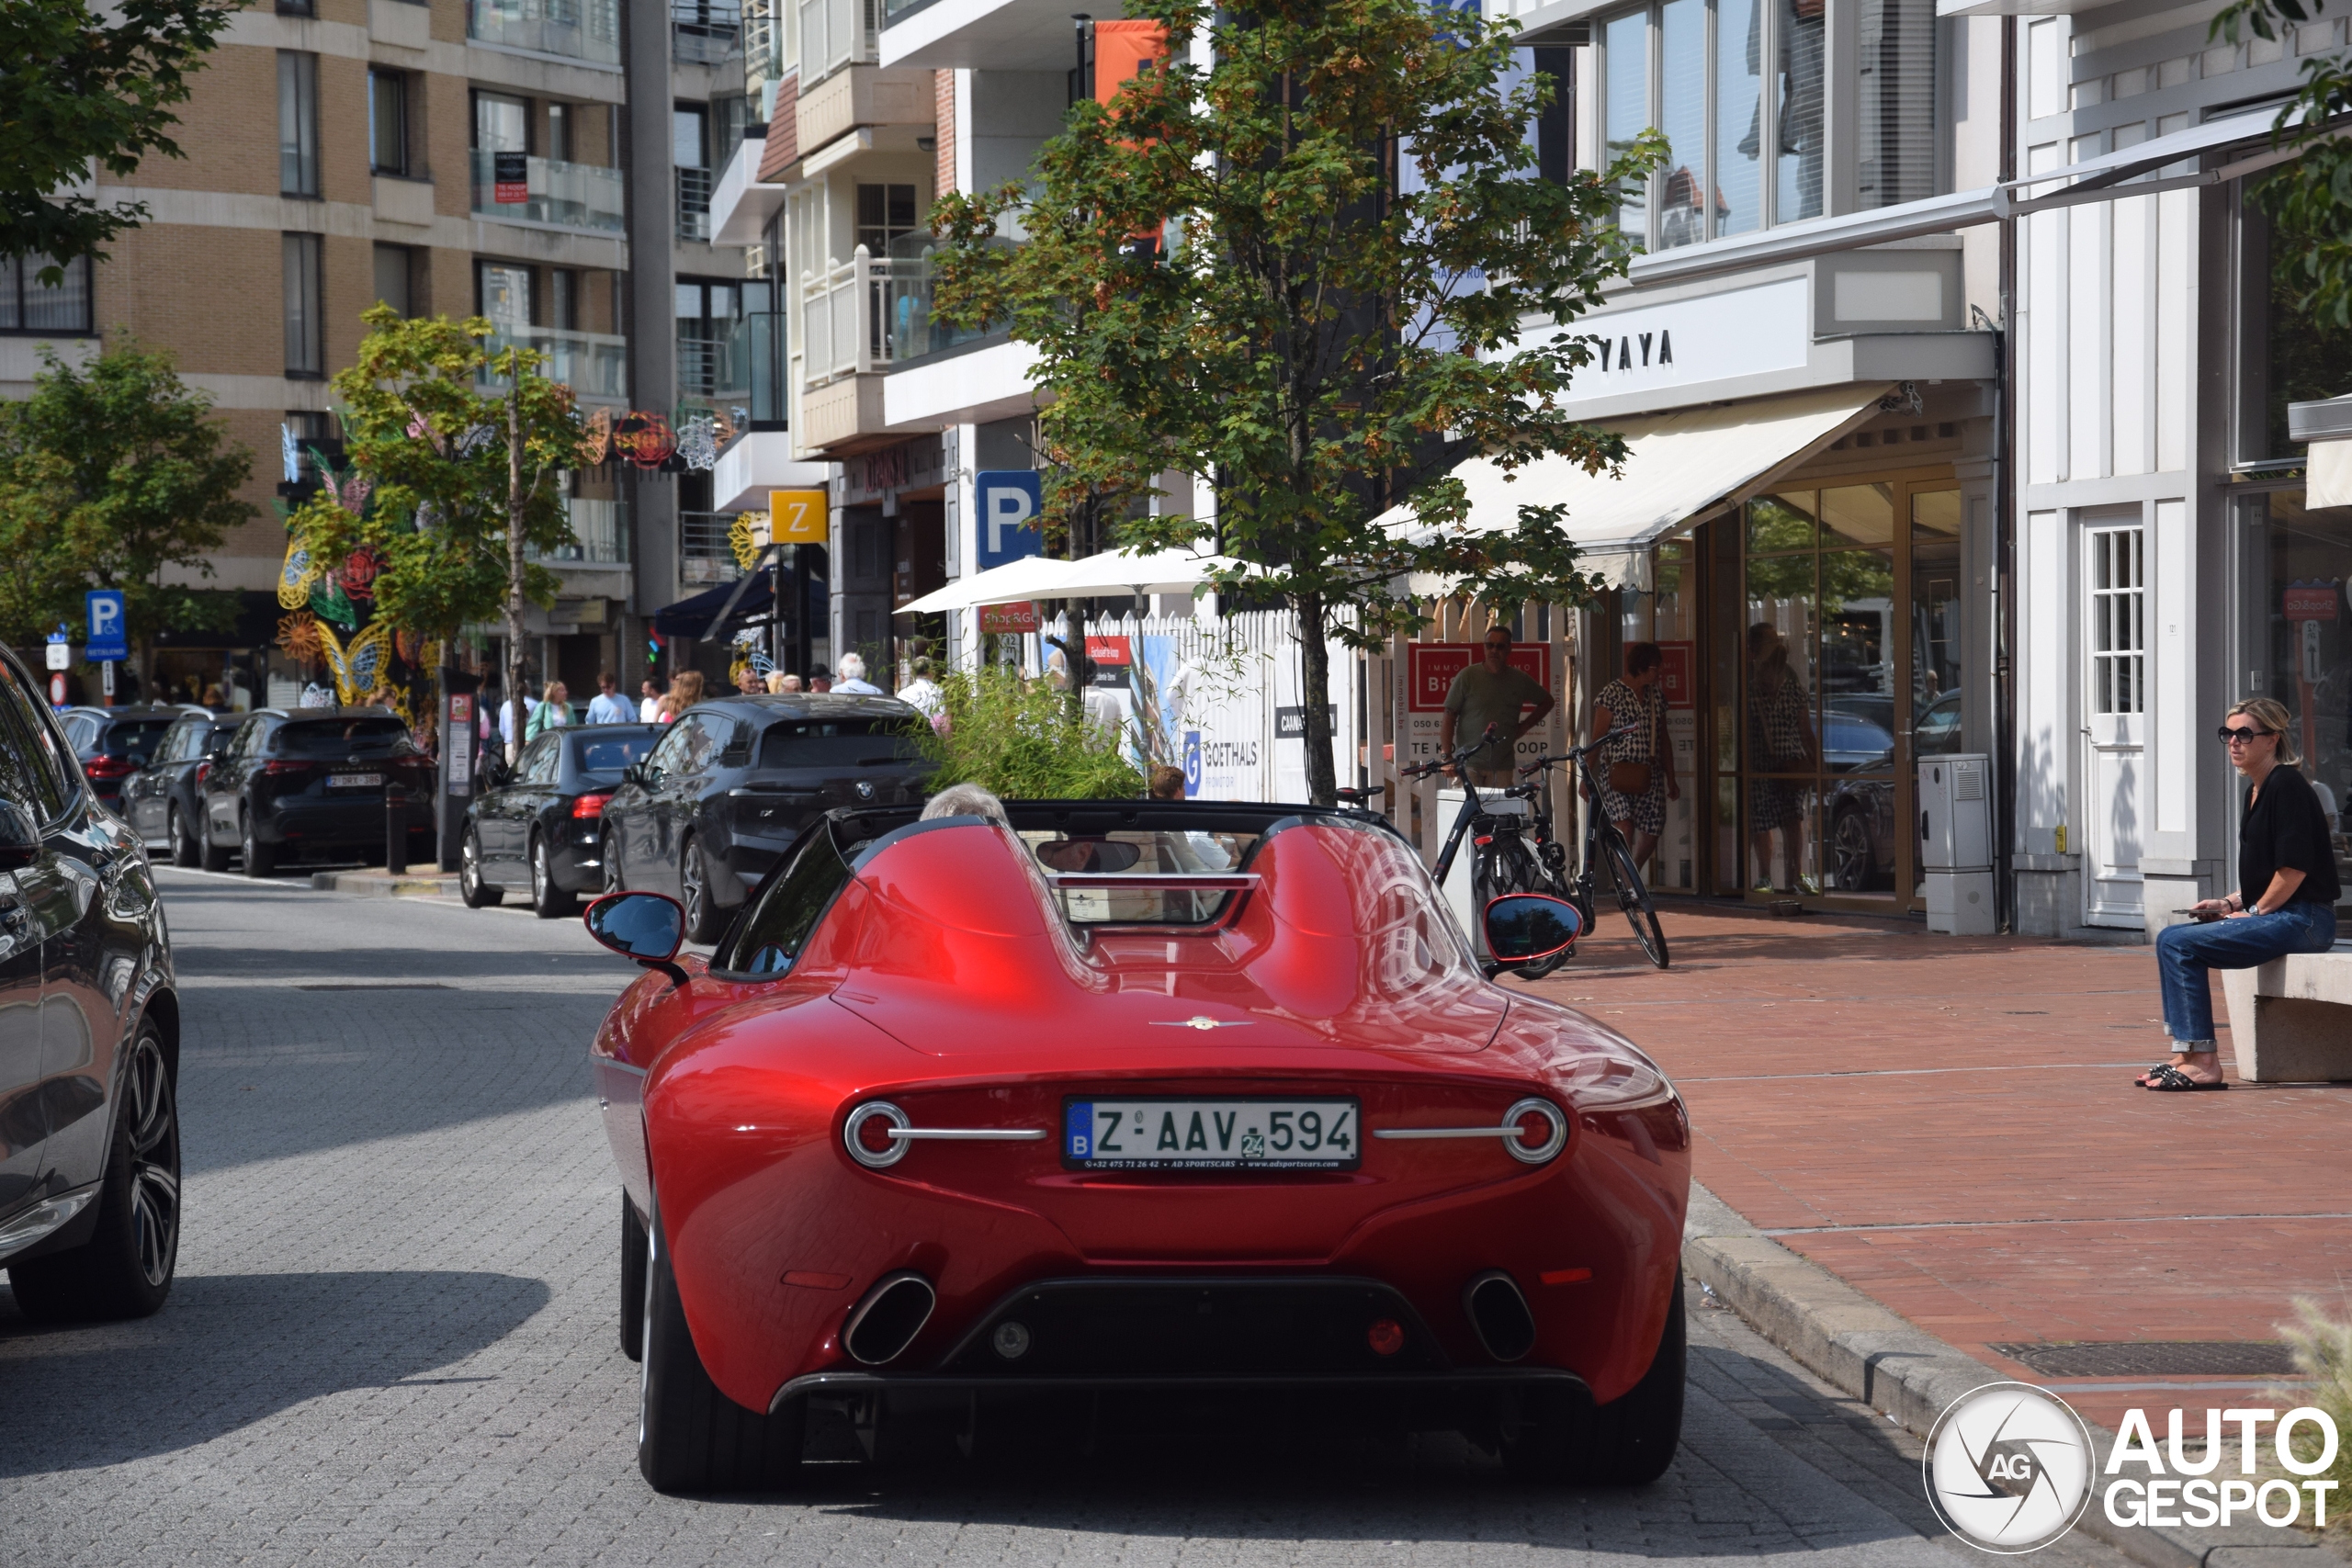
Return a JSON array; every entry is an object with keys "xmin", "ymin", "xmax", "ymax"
[
  {"xmin": 84, "ymin": 755, "xmax": 136, "ymax": 780},
  {"xmin": 573, "ymin": 792, "xmax": 612, "ymax": 819},
  {"xmin": 194, "ymin": 762, "xmax": 210, "ymax": 787},
  {"xmin": 263, "ymin": 760, "xmax": 313, "ymax": 775}
]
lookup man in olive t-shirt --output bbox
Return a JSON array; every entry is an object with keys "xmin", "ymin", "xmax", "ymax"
[{"xmin": 1441, "ymin": 626, "xmax": 1555, "ymax": 785}]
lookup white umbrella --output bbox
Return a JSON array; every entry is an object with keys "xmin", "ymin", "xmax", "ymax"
[{"xmin": 898, "ymin": 555, "xmax": 1079, "ymax": 615}]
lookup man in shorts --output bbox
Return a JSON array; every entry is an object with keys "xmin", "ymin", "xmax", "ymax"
[{"xmin": 1440, "ymin": 626, "xmax": 1555, "ymax": 786}]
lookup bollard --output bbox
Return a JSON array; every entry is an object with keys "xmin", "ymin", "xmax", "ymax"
[{"xmin": 385, "ymin": 784, "xmax": 407, "ymax": 874}]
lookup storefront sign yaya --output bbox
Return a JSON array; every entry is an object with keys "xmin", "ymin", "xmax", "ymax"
[{"xmin": 1534, "ymin": 276, "xmax": 1811, "ymax": 410}]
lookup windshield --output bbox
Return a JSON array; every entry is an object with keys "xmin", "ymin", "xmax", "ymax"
[
  {"xmin": 716, "ymin": 824, "xmax": 856, "ymax": 974},
  {"xmin": 100, "ymin": 719, "xmax": 176, "ymax": 762},
  {"xmin": 273, "ymin": 718, "xmax": 413, "ymax": 759},
  {"xmin": 1019, "ymin": 829, "xmax": 1259, "ymax": 926},
  {"xmin": 571, "ymin": 731, "xmax": 657, "ymax": 777},
  {"xmin": 757, "ymin": 719, "xmax": 921, "ymax": 771}
]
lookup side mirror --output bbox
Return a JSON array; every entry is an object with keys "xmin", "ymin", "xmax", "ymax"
[
  {"xmin": 584, "ymin": 891, "xmax": 688, "ymax": 986},
  {"xmin": 0, "ymin": 797, "xmax": 37, "ymax": 872},
  {"xmin": 1483, "ymin": 894, "xmax": 1581, "ymax": 965}
]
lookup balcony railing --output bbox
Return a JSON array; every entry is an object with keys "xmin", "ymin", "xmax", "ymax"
[
  {"xmin": 470, "ymin": 151, "xmax": 626, "ymax": 232},
  {"xmin": 479, "ymin": 327, "xmax": 630, "ymax": 402},
  {"xmin": 879, "ymin": 232, "xmax": 1012, "ymax": 367},
  {"xmin": 537, "ymin": 497, "xmax": 631, "ymax": 565},
  {"xmin": 677, "ymin": 166, "xmax": 714, "ymax": 243},
  {"xmin": 681, "ymin": 511, "xmax": 745, "ymax": 583},
  {"xmin": 800, "ymin": 245, "xmax": 904, "ymax": 387},
  {"xmin": 797, "ymin": 0, "xmax": 876, "ymax": 85},
  {"xmin": 468, "ymin": 0, "xmax": 620, "ymax": 64},
  {"xmin": 673, "ymin": 0, "xmax": 741, "ymax": 62}
]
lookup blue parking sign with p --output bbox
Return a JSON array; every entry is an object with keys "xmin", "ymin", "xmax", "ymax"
[
  {"xmin": 974, "ymin": 470, "xmax": 1043, "ymax": 571},
  {"xmin": 85, "ymin": 590, "xmax": 128, "ymax": 661}
]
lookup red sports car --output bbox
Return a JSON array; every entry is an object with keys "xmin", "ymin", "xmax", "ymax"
[{"xmin": 584, "ymin": 799, "xmax": 1690, "ymax": 1493}]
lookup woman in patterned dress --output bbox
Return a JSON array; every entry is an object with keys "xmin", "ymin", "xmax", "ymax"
[{"xmin": 1592, "ymin": 642, "xmax": 1678, "ymax": 870}]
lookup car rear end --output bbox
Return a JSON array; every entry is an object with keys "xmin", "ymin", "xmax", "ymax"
[
  {"xmin": 717, "ymin": 712, "xmax": 929, "ymax": 897},
  {"xmin": 253, "ymin": 714, "xmax": 436, "ymax": 856},
  {"xmin": 79, "ymin": 712, "xmax": 178, "ymax": 811},
  {"xmin": 556, "ymin": 726, "xmax": 660, "ymax": 891}
]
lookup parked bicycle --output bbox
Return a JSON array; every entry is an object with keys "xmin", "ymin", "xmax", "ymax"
[
  {"xmin": 1515, "ymin": 729, "xmax": 1670, "ymax": 971},
  {"xmin": 1394, "ymin": 726, "xmax": 1567, "ymax": 962}
]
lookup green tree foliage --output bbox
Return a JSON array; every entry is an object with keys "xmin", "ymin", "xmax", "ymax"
[
  {"xmin": 932, "ymin": 0, "xmax": 1663, "ymax": 803},
  {"xmin": 288, "ymin": 308, "xmax": 581, "ymax": 749},
  {"xmin": 0, "ymin": 0, "xmax": 237, "ymax": 275},
  {"xmin": 912, "ymin": 668, "xmax": 1146, "ymax": 799},
  {"xmin": 2213, "ymin": 0, "xmax": 2352, "ymax": 333},
  {"xmin": 0, "ymin": 337, "xmax": 252, "ymax": 648}
]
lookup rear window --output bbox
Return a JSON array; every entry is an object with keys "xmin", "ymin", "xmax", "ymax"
[
  {"xmin": 100, "ymin": 719, "xmax": 176, "ymax": 761},
  {"xmin": 272, "ymin": 718, "xmax": 413, "ymax": 759},
  {"xmin": 1020, "ymin": 829, "xmax": 1259, "ymax": 926},
  {"xmin": 716, "ymin": 825, "xmax": 856, "ymax": 974},
  {"xmin": 571, "ymin": 731, "xmax": 657, "ymax": 776},
  {"xmin": 757, "ymin": 718, "xmax": 920, "ymax": 771}
]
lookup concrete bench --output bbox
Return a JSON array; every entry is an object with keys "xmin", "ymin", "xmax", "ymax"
[{"xmin": 2222, "ymin": 950, "xmax": 2352, "ymax": 1081}]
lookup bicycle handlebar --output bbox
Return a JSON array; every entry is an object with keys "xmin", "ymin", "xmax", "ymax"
[
  {"xmin": 1400, "ymin": 722, "xmax": 1501, "ymax": 780},
  {"xmin": 1515, "ymin": 725, "xmax": 1643, "ymax": 775}
]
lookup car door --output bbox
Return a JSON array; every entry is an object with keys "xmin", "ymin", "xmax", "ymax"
[
  {"xmin": 662, "ymin": 715, "xmax": 732, "ymax": 887},
  {"xmin": 0, "ymin": 688, "xmax": 50, "ymax": 1219},
  {"xmin": 127, "ymin": 719, "xmax": 187, "ymax": 842},
  {"xmin": 492, "ymin": 734, "xmax": 558, "ymax": 872},
  {"xmin": 206, "ymin": 719, "xmax": 256, "ymax": 843},
  {"xmin": 635, "ymin": 718, "xmax": 708, "ymax": 897}
]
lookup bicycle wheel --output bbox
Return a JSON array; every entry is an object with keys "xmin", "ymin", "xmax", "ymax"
[
  {"xmin": 1488, "ymin": 833, "xmax": 1540, "ymax": 897},
  {"xmin": 1599, "ymin": 827, "xmax": 1670, "ymax": 969}
]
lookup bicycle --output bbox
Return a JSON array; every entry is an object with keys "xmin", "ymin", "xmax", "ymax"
[
  {"xmin": 1398, "ymin": 725, "xmax": 1560, "ymax": 961},
  {"xmin": 1516, "ymin": 728, "xmax": 1671, "ymax": 971}
]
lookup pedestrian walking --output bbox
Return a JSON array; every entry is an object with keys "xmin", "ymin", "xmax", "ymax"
[
  {"xmin": 526, "ymin": 681, "xmax": 571, "ymax": 739},
  {"xmin": 2142, "ymin": 697, "xmax": 2342, "ymax": 1090},
  {"xmin": 1439, "ymin": 625, "xmax": 1554, "ymax": 786},
  {"xmin": 639, "ymin": 678, "xmax": 664, "ymax": 722},
  {"xmin": 833, "ymin": 653, "xmax": 883, "ymax": 695},
  {"xmin": 1593, "ymin": 642, "xmax": 1678, "ymax": 871},
  {"xmin": 655, "ymin": 670, "xmax": 704, "ymax": 723},
  {"xmin": 585, "ymin": 672, "xmax": 633, "ymax": 725},
  {"xmin": 897, "ymin": 657, "xmax": 944, "ymax": 718}
]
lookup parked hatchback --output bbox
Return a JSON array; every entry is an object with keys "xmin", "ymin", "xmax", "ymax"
[
  {"xmin": 122, "ymin": 709, "xmax": 242, "ymax": 866},
  {"xmin": 460, "ymin": 723, "xmax": 661, "ymax": 918},
  {"xmin": 199, "ymin": 707, "xmax": 436, "ymax": 876},
  {"xmin": 59, "ymin": 706, "xmax": 195, "ymax": 815},
  {"xmin": 599, "ymin": 694, "xmax": 930, "ymax": 941}
]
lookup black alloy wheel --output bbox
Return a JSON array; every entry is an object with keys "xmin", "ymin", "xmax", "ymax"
[
  {"xmin": 7, "ymin": 1024, "xmax": 181, "ymax": 1321},
  {"xmin": 459, "ymin": 829, "xmax": 503, "ymax": 908},
  {"xmin": 167, "ymin": 807, "xmax": 198, "ymax": 869},
  {"xmin": 680, "ymin": 837, "xmax": 725, "ymax": 944},
  {"xmin": 199, "ymin": 809, "xmax": 232, "ymax": 873},
  {"xmin": 1601, "ymin": 830, "xmax": 1669, "ymax": 970},
  {"xmin": 1829, "ymin": 807, "xmax": 1875, "ymax": 892},
  {"xmin": 530, "ymin": 832, "xmax": 574, "ymax": 919},
  {"xmin": 240, "ymin": 811, "xmax": 277, "ymax": 879},
  {"xmin": 601, "ymin": 829, "xmax": 625, "ymax": 896}
]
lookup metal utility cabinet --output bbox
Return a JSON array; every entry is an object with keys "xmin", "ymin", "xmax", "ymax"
[{"xmin": 1919, "ymin": 754, "xmax": 1996, "ymax": 935}]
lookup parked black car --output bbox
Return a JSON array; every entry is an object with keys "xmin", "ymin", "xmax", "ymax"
[
  {"xmin": 58, "ymin": 705, "xmax": 198, "ymax": 815},
  {"xmin": 199, "ymin": 707, "xmax": 436, "ymax": 877},
  {"xmin": 0, "ymin": 650, "xmax": 183, "ymax": 1323},
  {"xmin": 601, "ymin": 694, "xmax": 930, "ymax": 942},
  {"xmin": 460, "ymin": 723, "xmax": 661, "ymax": 918},
  {"xmin": 122, "ymin": 709, "xmax": 243, "ymax": 867}
]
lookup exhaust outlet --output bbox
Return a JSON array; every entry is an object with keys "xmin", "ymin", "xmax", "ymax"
[
  {"xmin": 1464, "ymin": 1269, "xmax": 1538, "ymax": 1362},
  {"xmin": 842, "ymin": 1271, "xmax": 936, "ymax": 1365}
]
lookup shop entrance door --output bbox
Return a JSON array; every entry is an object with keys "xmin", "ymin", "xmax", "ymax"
[{"xmin": 2082, "ymin": 516, "xmax": 2147, "ymax": 928}]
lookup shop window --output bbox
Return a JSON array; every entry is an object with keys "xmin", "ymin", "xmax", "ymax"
[
  {"xmin": 2239, "ymin": 184, "xmax": 2352, "ymax": 466},
  {"xmin": 2243, "ymin": 491, "xmax": 2352, "ymax": 906}
]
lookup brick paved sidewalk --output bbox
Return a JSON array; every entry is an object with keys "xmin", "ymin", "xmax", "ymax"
[{"xmin": 1520, "ymin": 900, "xmax": 2352, "ymax": 1429}]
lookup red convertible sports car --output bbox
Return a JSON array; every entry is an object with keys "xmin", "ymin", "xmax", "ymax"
[{"xmin": 584, "ymin": 798, "xmax": 1690, "ymax": 1493}]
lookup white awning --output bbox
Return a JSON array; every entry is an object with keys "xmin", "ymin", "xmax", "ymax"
[
  {"xmin": 899, "ymin": 546, "xmax": 1243, "ymax": 615},
  {"xmin": 1376, "ymin": 383, "xmax": 1890, "ymax": 588}
]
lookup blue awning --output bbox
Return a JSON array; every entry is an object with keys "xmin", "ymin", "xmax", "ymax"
[{"xmin": 651, "ymin": 567, "xmax": 775, "ymax": 639}]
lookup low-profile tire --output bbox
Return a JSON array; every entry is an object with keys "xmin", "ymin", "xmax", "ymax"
[
  {"xmin": 638, "ymin": 1201, "xmax": 804, "ymax": 1492},
  {"xmin": 680, "ymin": 837, "xmax": 726, "ymax": 944},
  {"xmin": 1501, "ymin": 1274, "xmax": 1685, "ymax": 1486},
  {"xmin": 459, "ymin": 829, "xmax": 503, "ymax": 908},
  {"xmin": 530, "ymin": 833, "xmax": 576, "ymax": 919},
  {"xmin": 240, "ymin": 813, "xmax": 277, "ymax": 879},
  {"xmin": 7, "ymin": 1024, "xmax": 180, "ymax": 1322},
  {"xmin": 199, "ymin": 813, "xmax": 232, "ymax": 873},
  {"xmin": 619, "ymin": 1191, "xmax": 647, "ymax": 1361},
  {"xmin": 602, "ymin": 829, "xmax": 625, "ymax": 896},
  {"xmin": 167, "ymin": 807, "xmax": 199, "ymax": 869}
]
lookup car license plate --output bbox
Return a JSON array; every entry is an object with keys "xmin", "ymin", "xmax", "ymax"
[
  {"xmin": 329, "ymin": 773, "xmax": 383, "ymax": 788},
  {"xmin": 1063, "ymin": 1097, "xmax": 1360, "ymax": 1170}
]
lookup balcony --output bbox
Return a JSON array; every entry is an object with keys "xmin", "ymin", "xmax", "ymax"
[
  {"xmin": 469, "ymin": 151, "xmax": 626, "ymax": 233},
  {"xmin": 677, "ymin": 165, "xmax": 714, "ymax": 243},
  {"xmin": 673, "ymin": 0, "xmax": 742, "ymax": 62},
  {"xmin": 539, "ymin": 498, "xmax": 631, "ymax": 565},
  {"xmin": 468, "ymin": 0, "xmax": 621, "ymax": 65},
  {"xmin": 479, "ymin": 327, "xmax": 630, "ymax": 402},
  {"xmin": 681, "ymin": 511, "xmax": 746, "ymax": 583},
  {"xmin": 798, "ymin": 0, "xmax": 877, "ymax": 86}
]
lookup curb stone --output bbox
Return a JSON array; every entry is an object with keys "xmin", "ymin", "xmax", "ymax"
[
  {"xmin": 1680, "ymin": 1181, "xmax": 2325, "ymax": 1567},
  {"xmin": 310, "ymin": 870, "xmax": 460, "ymax": 897}
]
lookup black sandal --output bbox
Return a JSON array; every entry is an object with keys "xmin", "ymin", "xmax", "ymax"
[{"xmin": 2144, "ymin": 1065, "xmax": 2228, "ymax": 1091}]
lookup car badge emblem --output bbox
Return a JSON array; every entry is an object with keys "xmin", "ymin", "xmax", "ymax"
[
  {"xmin": 1150, "ymin": 1016, "xmax": 1249, "ymax": 1030},
  {"xmin": 854, "ymin": 780, "xmax": 876, "ymax": 800}
]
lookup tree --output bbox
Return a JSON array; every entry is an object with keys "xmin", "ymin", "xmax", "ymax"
[
  {"xmin": 288, "ymin": 308, "xmax": 582, "ymax": 757},
  {"xmin": 0, "ymin": 337, "xmax": 252, "ymax": 662},
  {"xmin": 933, "ymin": 0, "xmax": 1662, "ymax": 804},
  {"xmin": 0, "ymin": 0, "xmax": 238, "ymax": 276}
]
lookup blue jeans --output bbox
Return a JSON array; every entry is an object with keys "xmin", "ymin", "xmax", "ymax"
[{"xmin": 2154, "ymin": 902, "xmax": 2339, "ymax": 1047}]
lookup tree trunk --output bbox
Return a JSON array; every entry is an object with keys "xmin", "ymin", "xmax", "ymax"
[
  {"xmin": 503, "ymin": 380, "xmax": 528, "ymax": 764},
  {"xmin": 1295, "ymin": 589, "xmax": 1336, "ymax": 807}
]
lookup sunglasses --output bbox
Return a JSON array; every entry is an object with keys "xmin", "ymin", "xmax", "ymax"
[{"xmin": 2217, "ymin": 725, "xmax": 2275, "ymax": 745}]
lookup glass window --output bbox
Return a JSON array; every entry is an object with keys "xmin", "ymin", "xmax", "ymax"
[
  {"xmin": 480, "ymin": 264, "xmax": 532, "ymax": 328},
  {"xmin": 2249, "ymin": 491, "xmax": 2352, "ymax": 909},
  {"xmin": 717, "ymin": 823, "xmax": 854, "ymax": 975},
  {"xmin": 570, "ymin": 730, "xmax": 657, "ymax": 777},
  {"xmin": 0, "ymin": 255, "xmax": 91, "ymax": 335},
  {"xmin": 1819, "ymin": 483, "xmax": 1897, "ymax": 547},
  {"xmin": 1857, "ymin": 0, "xmax": 1936, "ymax": 209},
  {"xmin": 547, "ymin": 101, "xmax": 571, "ymax": 164},
  {"xmin": 475, "ymin": 93, "xmax": 529, "ymax": 153},
  {"xmin": 757, "ymin": 718, "xmax": 920, "ymax": 769},
  {"xmin": 373, "ymin": 244, "xmax": 413, "ymax": 316},
  {"xmin": 278, "ymin": 52, "xmax": 320, "ymax": 197},
  {"xmin": 272, "ymin": 718, "xmax": 413, "ymax": 759},
  {"xmin": 369, "ymin": 69, "xmax": 407, "ymax": 175},
  {"xmin": 2088, "ymin": 526, "xmax": 2145, "ymax": 716},
  {"xmin": 2243, "ymin": 187, "xmax": 2352, "ymax": 464},
  {"xmin": 518, "ymin": 732, "xmax": 560, "ymax": 784},
  {"xmin": 1776, "ymin": 0, "xmax": 1826, "ymax": 221},
  {"xmin": 1604, "ymin": 10, "xmax": 1649, "ymax": 239},
  {"xmin": 1657, "ymin": 0, "xmax": 1707, "ymax": 249},
  {"xmin": 283, "ymin": 233, "xmax": 323, "ymax": 377},
  {"xmin": 98, "ymin": 719, "xmax": 175, "ymax": 763},
  {"xmin": 854, "ymin": 184, "xmax": 918, "ymax": 255},
  {"xmin": 0, "ymin": 667, "xmax": 64, "ymax": 821},
  {"xmin": 673, "ymin": 106, "xmax": 707, "ymax": 168},
  {"xmin": 1718, "ymin": 0, "xmax": 1764, "ymax": 235}
]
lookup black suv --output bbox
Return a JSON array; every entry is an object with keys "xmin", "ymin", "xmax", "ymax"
[
  {"xmin": 58, "ymin": 705, "xmax": 196, "ymax": 815},
  {"xmin": 199, "ymin": 707, "xmax": 437, "ymax": 876},
  {"xmin": 123, "ymin": 709, "xmax": 242, "ymax": 867},
  {"xmin": 0, "ymin": 650, "xmax": 183, "ymax": 1322},
  {"xmin": 601, "ymin": 694, "xmax": 930, "ymax": 941}
]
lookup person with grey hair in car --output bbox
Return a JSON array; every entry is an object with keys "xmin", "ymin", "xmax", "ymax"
[{"xmin": 919, "ymin": 783, "xmax": 1010, "ymax": 828}]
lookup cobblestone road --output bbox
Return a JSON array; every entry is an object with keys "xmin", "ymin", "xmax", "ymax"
[{"xmin": 1, "ymin": 868, "xmax": 2128, "ymax": 1566}]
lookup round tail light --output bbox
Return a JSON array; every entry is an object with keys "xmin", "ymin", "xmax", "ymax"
[
  {"xmin": 1366, "ymin": 1318, "xmax": 1405, "ymax": 1357},
  {"xmin": 843, "ymin": 1101, "xmax": 910, "ymax": 1168},
  {"xmin": 1501, "ymin": 1098, "xmax": 1568, "ymax": 1165}
]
